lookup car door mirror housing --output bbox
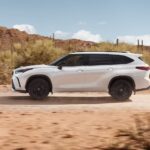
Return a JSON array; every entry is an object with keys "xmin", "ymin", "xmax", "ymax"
[{"xmin": 58, "ymin": 65, "xmax": 63, "ymax": 70}]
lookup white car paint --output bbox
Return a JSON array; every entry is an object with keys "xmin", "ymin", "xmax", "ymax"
[{"xmin": 12, "ymin": 52, "xmax": 150, "ymax": 94}]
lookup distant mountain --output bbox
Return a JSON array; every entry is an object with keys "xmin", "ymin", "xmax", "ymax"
[
  {"xmin": 0, "ymin": 26, "xmax": 95, "ymax": 51},
  {"xmin": 0, "ymin": 26, "xmax": 50, "ymax": 51}
]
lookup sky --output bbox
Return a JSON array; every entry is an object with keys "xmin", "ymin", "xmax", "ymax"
[{"xmin": 1, "ymin": 0, "xmax": 150, "ymax": 45}]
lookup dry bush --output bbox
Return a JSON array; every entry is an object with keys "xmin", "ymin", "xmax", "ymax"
[
  {"xmin": 0, "ymin": 51, "xmax": 12, "ymax": 84},
  {"xmin": 0, "ymin": 64, "xmax": 11, "ymax": 84},
  {"xmin": 0, "ymin": 40, "xmax": 150, "ymax": 84},
  {"xmin": 14, "ymin": 39, "xmax": 67, "ymax": 68},
  {"xmin": 0, "ymin": 39, "xmax": 67, "ymax": 84}
]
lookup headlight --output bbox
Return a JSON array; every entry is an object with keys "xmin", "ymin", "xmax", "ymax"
[{"xmin": 15, "ymin": 68, "xmax": 33, "ymax": 74}]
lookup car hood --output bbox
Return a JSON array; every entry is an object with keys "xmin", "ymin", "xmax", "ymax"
[{"xmin": 15, "ymin": 64, "xmax": 56, "ymax": 71}]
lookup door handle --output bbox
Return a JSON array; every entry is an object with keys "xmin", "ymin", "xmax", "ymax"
[
  {"xmin": 107, "ymin": 68, "xmax": 113, "ymax": 71},
  {"xmin": 77, "ymin": 70, "xmax": 84, "ymax": 72}
]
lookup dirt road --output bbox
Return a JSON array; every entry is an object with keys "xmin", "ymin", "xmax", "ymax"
[
  {"xmin": 0, "ymin": 85, "xmax": 149, "ymax": 150},
  {"xmin": 0, "ymin": 85, "xmax": 150, "ymax": 111}
]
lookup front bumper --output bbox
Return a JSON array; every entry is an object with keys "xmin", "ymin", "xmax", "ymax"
[
  {"xmin": 12, "ymin": 76, "xmax": 20, "ymax": 90},
  {"xmin": 12, "ymin": 80, "xmax": 15, "ymax": 91},
  {"xmin": 12, "ymin": 75, "xmax": 26, "ymax": 93}
]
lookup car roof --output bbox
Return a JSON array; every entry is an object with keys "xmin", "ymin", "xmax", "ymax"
[{"xmin": 71, "ymin": 51, "xmax": 142, "ymax": 56}]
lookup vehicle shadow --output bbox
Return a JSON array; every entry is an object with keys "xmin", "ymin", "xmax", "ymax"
[{"xmin": 0, "ymin": 95, "xmax": 132, "ymax": 105}]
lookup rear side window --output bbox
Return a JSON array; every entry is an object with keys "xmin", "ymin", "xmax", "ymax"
[
  {"xmin": 88, "ymin": 54, "xmax": 113, "ymax": 65},
  {"xmin": 88, "ymin": 54, "xmax": 133, "ymax": 66},
  {"xmin": 112, "ymin": 55, "xmax": 133, "ymax": 64}
]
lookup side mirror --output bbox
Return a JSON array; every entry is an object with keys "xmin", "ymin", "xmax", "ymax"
[{"xmin": 58, "ymin": 65, "xmax": 63, "ymax": 70}]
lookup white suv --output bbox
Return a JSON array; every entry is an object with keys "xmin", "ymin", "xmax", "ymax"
[{"xmin": 12, "ymin": 52, "xmax": 150, "ymax": 100}]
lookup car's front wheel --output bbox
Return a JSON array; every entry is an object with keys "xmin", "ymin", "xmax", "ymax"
[
  {"xmin": 109, "ymin": 80, "xmax": 133, "ymax": 100},
  {"xmin": 28, "ymin": 78, "xmax": 50, "ymax": 100}
]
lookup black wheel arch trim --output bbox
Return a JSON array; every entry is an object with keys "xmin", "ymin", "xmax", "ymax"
[{"xmin": 25, "ymin": 75, "xmax": 53, "ymax": 92}]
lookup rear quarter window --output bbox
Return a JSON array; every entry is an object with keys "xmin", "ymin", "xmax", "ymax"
[{"xmin": 138, "ymin": 57, "xmax": 144, "ymax": 61}]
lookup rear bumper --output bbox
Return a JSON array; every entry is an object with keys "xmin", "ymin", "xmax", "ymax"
[{"xmin": 136, "ymin": 86, "xmax": 150, "ymax": 92}]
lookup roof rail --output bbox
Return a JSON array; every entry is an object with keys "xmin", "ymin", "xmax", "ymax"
[
  {"xmin": 104, "ymin": 50, "xmax": 130, "ymax": 53},
  {"xmin": 72, "ymin": 51, "xmax": 132, "ymax": 53}
]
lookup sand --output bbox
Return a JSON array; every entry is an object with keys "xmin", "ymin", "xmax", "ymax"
[{"xmin": 0, "ymin": 85, "xmax": 149, "ymax": 150}]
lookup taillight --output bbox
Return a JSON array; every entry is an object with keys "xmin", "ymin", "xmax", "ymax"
[{"xmin": 136, "ymin": 66, "xmax": 150, "ymax": 71}]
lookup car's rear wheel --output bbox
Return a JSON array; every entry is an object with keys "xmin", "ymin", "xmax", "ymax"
[
  {"xmin": 28, "ymin": 78, "xmax": 50, "ymax": 100},
  {"xmin": 109, "ymin": 80, "xmax": 133, "ymax": 100}
]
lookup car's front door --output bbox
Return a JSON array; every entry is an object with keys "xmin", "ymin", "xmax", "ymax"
[{"xmin": 51, "ymin": 54, "xmax": 88, "ymax": 92}]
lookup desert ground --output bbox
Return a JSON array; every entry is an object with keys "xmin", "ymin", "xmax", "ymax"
[{"xmin": 0, "ymin": 85, "xmax": 150, "ymax": 150}]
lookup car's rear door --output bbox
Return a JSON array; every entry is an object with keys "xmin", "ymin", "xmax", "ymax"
[{"xmin": 81, "ymin": 54, "xmax": 114, "ymax": 92}]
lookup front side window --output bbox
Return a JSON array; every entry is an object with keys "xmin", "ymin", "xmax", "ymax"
[{"xmin": 52, "ymin": 54, "xmax": 88, "ymax": 67}]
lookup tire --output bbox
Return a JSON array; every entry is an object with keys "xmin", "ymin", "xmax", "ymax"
[
  {"xmin": 28, "ymin": 78, "xmax": 50, "ymax": 100},
  {"xmin": 109, "ymin": 80, "xmax": 133, "ymax": 100}
]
